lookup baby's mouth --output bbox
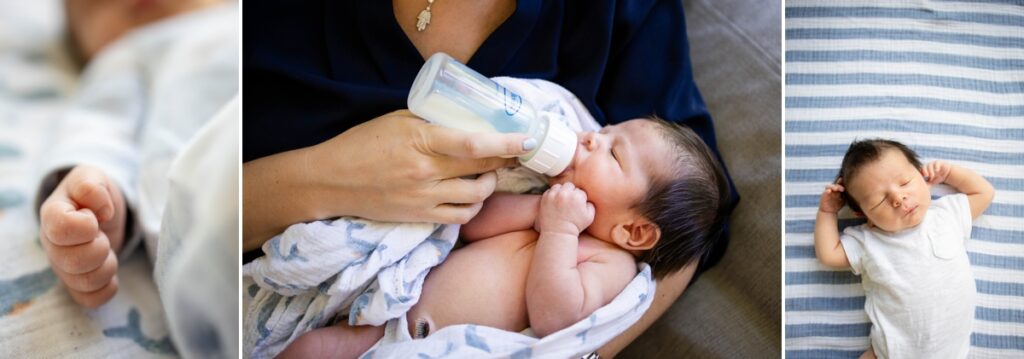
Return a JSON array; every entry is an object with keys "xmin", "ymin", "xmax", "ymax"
[{"xmin": 903, "ymin": 205, "xmax": 918, "ymax": 217}]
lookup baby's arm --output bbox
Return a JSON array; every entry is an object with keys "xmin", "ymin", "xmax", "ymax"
[
  {"xmin": 814, "ymin": 181, "xmax": 850, "ymax": 268},
  {"xmin": 923, "ymin": 161, "xmax": 994, "ymax": 219},
  {"xmin": 525, "ymin": 183, "xmax": 635, "ymax": 337},
  {"xmin": 460, "ymin": 192, "xmax": 540, "ymax": 242}
]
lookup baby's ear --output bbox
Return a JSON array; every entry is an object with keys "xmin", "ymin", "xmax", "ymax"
[{"xmin": 611, "ymin": 219, "xmax": 659, "ymax": 250}]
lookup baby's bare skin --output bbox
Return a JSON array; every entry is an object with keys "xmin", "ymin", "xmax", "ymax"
[
  {"xmin": 408, "ymin": 227, "xmax": 633, "ymax": 335},
  {"xmin": 39, "ymin": 165, "xmax": 126, "ymax": 308}
]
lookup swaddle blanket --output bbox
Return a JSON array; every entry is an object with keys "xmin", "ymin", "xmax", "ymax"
[{"xmin": 242, "ymin": 78, "xmax": 652, "ymax": 358}]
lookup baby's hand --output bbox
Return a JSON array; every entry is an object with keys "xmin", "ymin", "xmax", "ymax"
[
  {"xmin": 819, "ymin": 180, "xmax": 846, "ymax": 214},
  {"xmin": 39, "ymin": 165, "xmax": 126, "ymax": 308},
  {"xmin": 535, "ymin": 183, "xmax": 595, "ymax": 236},
  {"xmin": 922, "ymin": 160, "xmax": 952, "ymax": 185}
]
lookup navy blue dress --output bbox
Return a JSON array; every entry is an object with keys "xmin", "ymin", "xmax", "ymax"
[{"xmin": 243, "ymin": 0, "xmax": 738, "ymax": 271}]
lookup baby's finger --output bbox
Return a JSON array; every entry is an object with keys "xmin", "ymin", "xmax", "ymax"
[
  {"xmin": 67, "ymin": 275, "xmax": 118, "ymax": 309},
  {"xmin": 65, "ymin": 169, "xmax": 115, "ymax": 222},
  {"xmin": 44, "ymin": 232, "xmax": 110, "ymax": 275},
  {"xmin": 56, "ymin": 250, "xmax": 117, "ymax": 293},
  {"xmin": 41, "ymin": 198, "xmax": 99, "ymax": 247}
]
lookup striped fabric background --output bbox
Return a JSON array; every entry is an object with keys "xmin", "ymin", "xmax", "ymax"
[{"xmin": 784, "ymin": 1, "xmax": 1024, "ymax": 358}]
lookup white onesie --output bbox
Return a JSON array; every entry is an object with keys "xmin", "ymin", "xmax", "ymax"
[{"xmin": 841, "ymin": 193, "xmax": 975, "ymax": 359}]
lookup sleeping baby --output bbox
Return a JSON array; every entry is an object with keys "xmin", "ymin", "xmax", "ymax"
[
  {"xmin": 814, "ymin": 139, "xmax": 994, "ymax": 358},
  {"xmin": 273, "ymin": 104, "xmax": 731, "ymax": 357}
]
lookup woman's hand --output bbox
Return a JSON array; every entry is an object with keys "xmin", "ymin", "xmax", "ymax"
[{"xmin": 244, "ymin": 110, "xmax": 532, "ymax": 249}]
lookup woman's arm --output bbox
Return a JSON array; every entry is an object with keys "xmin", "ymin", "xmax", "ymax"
[
  {"xmin": 243, "ymin": 110, "xmax": 534, "ymax": 251},
  {"xmin": 597, "ymin": 262, "xmax": 696, "ymax": 358}
]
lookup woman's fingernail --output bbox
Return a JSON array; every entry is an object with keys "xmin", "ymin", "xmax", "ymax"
[{"xmin": 522, "ymin": 138, "xmax": 538, "ymax": 151}]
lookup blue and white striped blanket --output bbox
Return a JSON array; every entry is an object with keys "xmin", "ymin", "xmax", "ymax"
[{"xmin": 785, "ymin": 1, "xmax": 1024, "ymax": 358}]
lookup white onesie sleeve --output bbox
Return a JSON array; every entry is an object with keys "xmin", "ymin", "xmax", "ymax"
[{"xmin": 839, "ymin": 225, "xmax": 868, "ymax": 275}]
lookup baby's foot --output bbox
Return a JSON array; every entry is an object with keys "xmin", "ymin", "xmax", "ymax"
[{"xmin": 39, "ymin": 165, "xmax": 127, "ymax": 308}]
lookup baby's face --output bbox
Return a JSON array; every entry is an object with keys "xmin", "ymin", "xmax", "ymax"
[
  {"xmin": 847, "ymin": 149, "xmax": 932, "ymax": 232},
  {"xmin": 550, "ymin": 119, "xmax": 670, "ymax": 239}
]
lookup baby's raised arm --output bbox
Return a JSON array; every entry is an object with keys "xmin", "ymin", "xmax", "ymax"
[
  {"xmin": 814, "ymin": 181, "xmax": 851, "ymax": 268},
  {"xmin": 460, "ymin": 192, "xmax": 540, "ymax": 242},
  {"xmin": 525, "ymin": 183, "xmax": 635, "ymax": 337},
  {"xmin": 923, "ymin": 161, "xmax": 994, "ymax": 219}
]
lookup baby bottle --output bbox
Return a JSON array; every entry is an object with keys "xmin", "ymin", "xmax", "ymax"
[{"xmin": 408, "ymin": 52, "xmax": 577, "ymax": 176}]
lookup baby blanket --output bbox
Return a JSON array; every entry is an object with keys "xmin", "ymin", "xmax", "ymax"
[
  {"xmin": 784, "ymin": 1, "xmax": 1024, "ymax": 358},
  {"xmin": 242, "ymin": 78, "xmax": 653, "ymax": 358}
]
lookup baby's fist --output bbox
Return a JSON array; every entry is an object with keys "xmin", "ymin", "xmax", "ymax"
[
  {"xmin": 39, "ymin": 165, "xmax": 126, "ymax": 308},
  {"xmin": 923, "ymin": 160, "xmax": 952, "ymax": 185},
  {"xmin": 536, "ymin": 183, "xmax": 595, "ymax": 236},
  {"xmin": 819, "ymin": 181, "xmax": 846, "ymax": 214}
]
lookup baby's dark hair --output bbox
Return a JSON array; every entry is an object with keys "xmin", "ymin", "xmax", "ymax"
[
  {"xmin": 637, "ymin": 117, "xmax": 729, "ymax": 279},
  {"xmin": 837, "ymin": 139, "xmax": 922, "ymax": 213}
]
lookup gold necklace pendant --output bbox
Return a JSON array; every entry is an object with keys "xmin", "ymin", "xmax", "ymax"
[{"xmin": 416, "ymin": 0, "xmax": 434, "ymax": 31}]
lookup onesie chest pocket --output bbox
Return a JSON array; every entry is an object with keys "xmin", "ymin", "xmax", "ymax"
[{"xmin": 928, "ymin": 222, "xmax": 963, "ymax": 260}]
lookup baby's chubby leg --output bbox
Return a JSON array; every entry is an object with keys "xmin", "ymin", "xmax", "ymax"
[
  {"xmin": 278, "ymin": 322, "xmax": 385, "ymax": 359},
  {"xmin": 39, "ymin": 165, "xmax": 127, "ymax": 308}
]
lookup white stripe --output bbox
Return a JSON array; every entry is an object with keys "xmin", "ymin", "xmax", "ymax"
[
  {"xmin": 969, "ymin": 240, "xmax": 1024, "ymax": 260},
  {"xmin": 973, "ymin": 266, "xmax": 1024, "ymax": 285},
  {"xmin": 785, "ymin": 0, "xmax": 1024, "ymax": 16},
  {"xmin": 973, "ymin": 320, "xmax": 1024, "ymax": 338},
  {"xmin": 787, "ymin": 62, "xmax": 1024, "ymax": 84},
  {"xmin": 787, "ymin": 131, "xmax": 1024, "ymax": 153},
  {"xmin": 786, "ymin": 17, "xmax": 1024, "ymax": 39},
  {"xmin": 786, "ymin": 232, "xmax": 815, "ymax": 247},
  {"xmin": 969, "ymin": 347, "xmax": 1024, "ymax": 359},
  {"xmin": 977, "ymin": 293, "xmax": 1024, "ymax": 312},
  {"xmin": 787, "ymin": 283, "xmax": 865, "ymax": 298},
  {"xmin": 787, "ymin": 39, "xmax": 1024, "ymax": 61},
  {"xmin": 786, "ymin": 107, "xmax": 1024, "ymax": 129},
  {"xmin": 789, "ymin": 84, "xmax": 1024, "ymax": 106},
  {"xmin": 787, "ymin": 258, "xmax": 847, "ymax": 272},
  {"xmin": 786, "ymin": 336, "xmax": 868, "ymax": 351},
  {"xmin": 788, "ymin": 310, "xmax": 869, "ymax": 325}
]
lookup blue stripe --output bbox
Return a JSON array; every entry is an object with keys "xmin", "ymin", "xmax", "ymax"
[
  {"xmin": 787, "ymin": 28, "xmax": 1024, "ymax": 49},
  {"xmin": 787, "ymin": 296, "xmax": 866, "ymax": 311},
  {"xmin": 786, "ymin": 219, "xmax": 866, "ymax": 234},
  {"xmin": 788, "ymin": 73, "xmax": 1024, "ymax": 94},
  {"xmin": 969, "ymin": 252, "xmax": 1024, "ymax": 270},
  {"xmin": 786, "ymin": 119, "xmax": 1024, "ymax": 139},
  {"xmin": 0, "ymin": 143, "xmax": 22, "ymax": 158},
  {"xmin": 786, "ymin": 50, "xmax": 1024, "ymax": 71},
  {"xmin": 977, "ymin": 279, "xmax": 1024, "ymax": 296},
  {"xmin": 787, "ymin": 270, "xmax": 861, "ymax": 285},
  {"xmin": 786, "ymin": 323, "xmax": 871, "ymax": 338},
  {"xmin": 973, "ymin": 333, "xmax": 1024, "ymax": 350},
  {"xmin": 973, "ymin": 227, "xmax": 1024, "ymax": 244},
  {"xmin": 787, "ymin": 245, "xmax": 817, "ymax": 259},
  {"xmin": 786, "ymin": 144, "xmax": 1024, "ymax": 165},
  {"xmin": 786, "ymin": 349, "xmax": 863, "ymax": 359},
  {"xmin": 786, "ymin": 6, "xmax": 1024, "ymax": 27},
  {"xmin": 786, "ymin": 195, "xmax": 1024, "ymax": 217},
  {"xmin": 977, "ymin": 306, "xmax": 1024, "ymax": 323},
  {"xmin": 786, "ymin": 169, "xmax": 1024, "ymax": 192},
  {"xmin": 787, "ymin": 96, "xmax": 1024, "ymax": 117}
]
